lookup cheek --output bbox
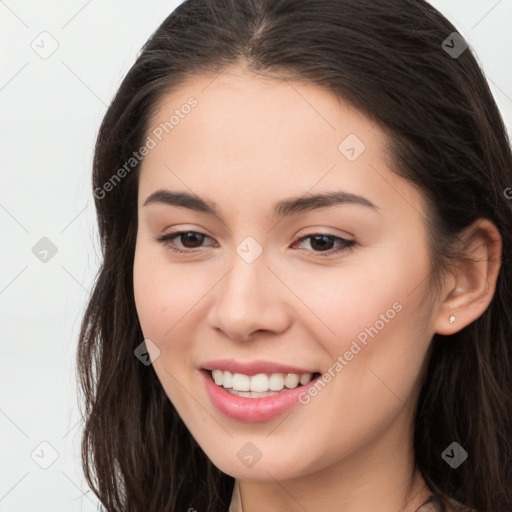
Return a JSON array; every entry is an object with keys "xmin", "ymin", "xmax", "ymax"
[
  {"xmin": 288, "ymin": 242, "xmax": 434, "ymax": 406},
  {"xmin": 290, "ymin": 255, "xmax": 429, "ymax": 354},
  {"xmin": 301, "ymin": 254, "xmax": 433, "ymax": 420},
  {"xmin": 132, "ymin": 242, "xmax": 209, "ymax": 411},
  {"xmin": 133, "ymin": 240, "xmax": 214, "ymax": 351}
]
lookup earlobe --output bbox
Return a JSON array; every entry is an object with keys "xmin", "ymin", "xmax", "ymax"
[{"xmin": 434, "ymin": 218, "xmax": 502, "ymax": 335}]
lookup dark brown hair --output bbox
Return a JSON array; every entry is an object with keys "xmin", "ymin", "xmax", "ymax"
[{"xmin": 77, "ymin": 0, "xmax": 512, "ymax": 510}]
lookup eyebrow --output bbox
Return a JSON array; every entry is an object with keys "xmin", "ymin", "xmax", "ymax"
[{"xmin": 143, "ymin": 189, "xmax": 378, "ymax": 218}]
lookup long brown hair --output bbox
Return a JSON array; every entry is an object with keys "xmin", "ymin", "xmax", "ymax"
[{"xmin": 77, "ymin": 0, "xmax": 512, "ymax": 510}]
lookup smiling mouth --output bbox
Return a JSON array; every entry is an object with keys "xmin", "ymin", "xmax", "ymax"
[{"xmin": 205, "ymin": 369, "xmax": 322, "ymax": 398}]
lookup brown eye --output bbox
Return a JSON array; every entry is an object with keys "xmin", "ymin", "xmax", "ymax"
[
  {"xmin": 177, "ymin": 231, "xmax": 206, "ymax": 248},
  {"xmin": 156, "ymin": 231, "xmax": 214, "ymax": 253},
  {"xmin": 308, "ymin": 235, "xmax": 336, "ymax": 251},
  {"xmin": 292, "ymin": 233, "xmax": 356, "ymax": 257}
]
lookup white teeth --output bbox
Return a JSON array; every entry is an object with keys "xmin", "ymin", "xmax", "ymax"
[
  {"xmin": 284, "ymin": 373, "xmax": 300, "ymax": 389},
  {"xmin": 227, "ymin": 389, "xmax": 280, "ymax": 398},
  {"xmin": 210, "ymin": 370, "xmax": 315, "ymax": 393},
  {"xmin": 299, "ymin": 373, "xmax": 313, "ymax": 385},
  {"xmin": 212, "ymin": 369, "xmax": 223, "ymax": 385},
  {"xmin": 223, "ymin": 370, "xmax": 233, "ymax": 389},
  {"xmin": 250, "ymin": 373, "xmax": 269, "ymax": 392},
  {"xmin": 232, "ymin": 373, "xmax": 250, "ymax": 391},
  {"xmin": 269, "ymin": 373, "xmax": 284, "ymax": 391}
]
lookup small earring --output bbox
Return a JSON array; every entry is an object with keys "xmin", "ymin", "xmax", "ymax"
[{"xmin": 449, "ymin": 315, "xmax": 455, "ymax": 324}]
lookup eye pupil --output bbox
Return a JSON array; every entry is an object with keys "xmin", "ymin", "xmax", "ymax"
[
  {"xmin": 181, "ymin": 232, "xmax": 204, "ymax": 248},
  {"xmin": 310, "ymin": 235, "xmax": 333, "ymax": 251}
]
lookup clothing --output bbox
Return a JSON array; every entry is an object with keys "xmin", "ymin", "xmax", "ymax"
[{"xmin": 227, "ymin": 479, "xmax": 445, "ymax": 512}]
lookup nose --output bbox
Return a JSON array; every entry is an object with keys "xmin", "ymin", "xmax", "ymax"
[{"xmin": 206, "ymin": 251, "xmax": 291, "ymax": 342}]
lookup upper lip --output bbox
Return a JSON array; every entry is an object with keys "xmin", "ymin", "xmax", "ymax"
[{"xmin": 201, "ymin": 359, "xmax": 319, "ymax": 376}]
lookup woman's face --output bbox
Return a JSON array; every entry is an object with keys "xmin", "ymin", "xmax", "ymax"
[{"xmin": 133, "ymin": 67, "xmax": 442, "ymax": 481}]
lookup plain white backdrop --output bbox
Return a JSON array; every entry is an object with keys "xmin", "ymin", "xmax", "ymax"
[{"xmin": 1, "ymin": 1, "xmax": 511, "ymax": 510}]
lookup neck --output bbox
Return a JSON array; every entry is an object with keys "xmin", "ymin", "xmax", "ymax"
[{"xmin": 236, "ymin": 408, "xmax": 432, "ymax": 512}]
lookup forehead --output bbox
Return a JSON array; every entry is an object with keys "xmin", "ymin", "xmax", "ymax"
[
  {"xmin": 137, "ymin": 67, "xmax": 427, "ymax": 221},
  {"xmin": 147, "ymin": 67, "xmax": 371, "ymax": 157}
]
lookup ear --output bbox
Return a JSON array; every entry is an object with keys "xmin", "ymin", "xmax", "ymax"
[{"xmin": 434, "ymin": 218, "xmax": 502, "ymax": 335}]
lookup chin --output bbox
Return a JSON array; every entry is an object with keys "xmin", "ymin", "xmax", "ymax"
[{"xmin": 203, "ymin": 441, "xmax": 317, "ymax": 482}]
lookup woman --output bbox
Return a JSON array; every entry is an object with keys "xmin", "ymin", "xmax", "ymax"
[{"xmin": 77, "ymin": 0, "xmax": 512, "ymax": 511}]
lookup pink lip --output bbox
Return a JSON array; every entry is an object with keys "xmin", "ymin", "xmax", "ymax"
[
  {"xmin": 201, "ymin": 359, "xmax": 318, "ymax": 376},
  {"xmin": 201, "ymin": 369, "xmax": 321, "ymax": 422}
]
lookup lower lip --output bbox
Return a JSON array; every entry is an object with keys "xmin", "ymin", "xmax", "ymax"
[{"xmin": 201, "ymin": 370, "xmax": 320, "ymax": 422}]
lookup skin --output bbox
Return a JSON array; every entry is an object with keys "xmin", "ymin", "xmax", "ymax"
[{"xmin": 133, "ymin": 66, "xmax": 501, "ymax": 512}]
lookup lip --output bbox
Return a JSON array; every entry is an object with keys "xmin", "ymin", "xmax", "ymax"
[
  {"xmin": 201, "ymin": 359, "xmax": 318, "ymax": 376},
  {"xmin": 201, "ymin": 369, "xmax": 321, "ymax": 422}
]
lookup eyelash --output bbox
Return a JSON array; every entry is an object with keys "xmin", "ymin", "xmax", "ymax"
[{"xmin": 155, "ymin": 230, "xmax": 356, "ymax": 258}]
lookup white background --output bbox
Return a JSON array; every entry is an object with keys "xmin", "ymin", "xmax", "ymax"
[{"xmin": 1, "ymin": 1, "xmax": 511, "ymax": 510}]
